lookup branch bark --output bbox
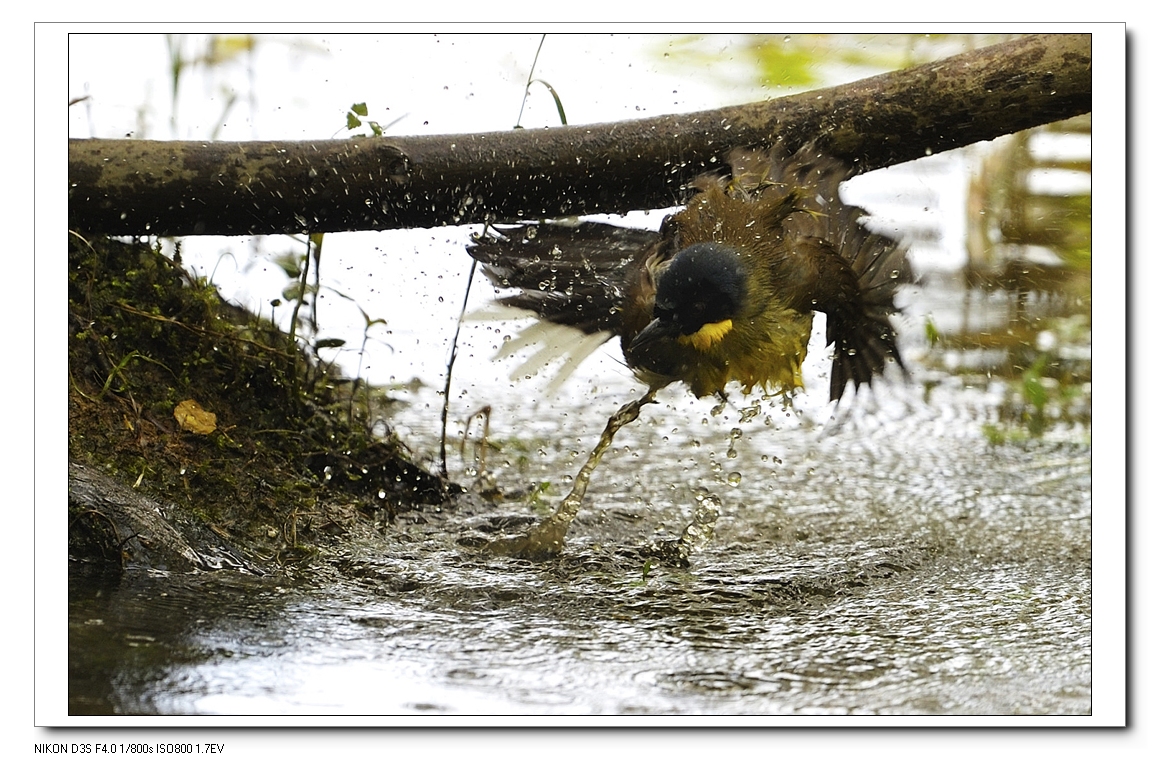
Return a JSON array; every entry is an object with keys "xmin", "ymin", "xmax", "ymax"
[{"xmin": 68, "ymin": 33, "xmax": 1091, "ymax": 238}]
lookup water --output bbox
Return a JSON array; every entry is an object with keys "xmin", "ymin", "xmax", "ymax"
[{"xmin": 68, "ymin": 342, "xmax": 1092, "ymax": 715}]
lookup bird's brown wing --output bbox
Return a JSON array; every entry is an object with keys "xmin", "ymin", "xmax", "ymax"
[
  {"xmin": 791, "ymin": 234, "xmax": 909, "ymax": 401},
  {"xmin": 467, "ymin": 222, "xmax": 658, "ymax": 335},
  {"xmin": 730, "ymin": 144, "xmax": 912, "ymax": 401}
]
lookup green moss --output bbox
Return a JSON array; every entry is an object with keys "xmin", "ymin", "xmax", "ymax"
[{"xmin": 68, "ymin": 232, "xmax": 453, "ymax": 559}]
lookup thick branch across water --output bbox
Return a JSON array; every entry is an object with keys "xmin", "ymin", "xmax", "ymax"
[{"xmin": 68, "ymin": 34, "xmax": 1091, "ymax": 237}]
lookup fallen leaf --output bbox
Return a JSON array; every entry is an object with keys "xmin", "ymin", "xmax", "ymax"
[{"xmin": 174, "ymin": 399, "xmax": 217, "ymax": 435}]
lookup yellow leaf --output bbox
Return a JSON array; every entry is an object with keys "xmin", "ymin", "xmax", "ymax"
[{"xmin": 174, "ymin": 399, "xmax": 217, "ymax": 435}]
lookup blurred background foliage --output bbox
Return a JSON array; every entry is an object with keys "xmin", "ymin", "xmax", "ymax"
[{"xmin": 654, "ymin": 33, "xmax": 1020, "ymax": 92}]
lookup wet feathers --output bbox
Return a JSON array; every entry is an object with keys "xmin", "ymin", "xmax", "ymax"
[{"xmin": 468, "ymin": 142, "xmax": 911, "ymax": 401}]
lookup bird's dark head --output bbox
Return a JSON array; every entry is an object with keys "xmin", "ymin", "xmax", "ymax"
[{"xmin": 630, "ymin": 242, "xmax": 748, "ymax": 353}]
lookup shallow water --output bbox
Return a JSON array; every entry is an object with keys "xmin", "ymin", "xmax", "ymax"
[
  {"xmin": 67, "ymin": 273, "xmax": 1092, "ymax": 717},
  {"xmin": 67, "ymin": 394, "xmax": 1090, "ymax": 714}
]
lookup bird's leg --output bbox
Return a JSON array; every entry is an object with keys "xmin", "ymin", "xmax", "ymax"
[{"xmin": 486, "ymin": 387, "xmax": 658, "ymax": 559}]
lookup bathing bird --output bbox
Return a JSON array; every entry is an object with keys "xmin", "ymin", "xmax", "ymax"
[{"xmin": 467, "ymin": 142, "xmax": 911, "ymax": 403}]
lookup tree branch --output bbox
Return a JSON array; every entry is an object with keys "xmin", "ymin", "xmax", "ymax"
[{"xmin": 68, "ymin": 33, "xmax": 1091, "ymax": 238}]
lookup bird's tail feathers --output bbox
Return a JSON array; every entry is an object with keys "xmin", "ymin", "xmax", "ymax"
[
  {"xmin": 464, "ymin": 306, "xmax": 615, "ymax": 393},
  {"xmin": 465, "ymin": 220, "xmax": 650, "ymax": 391}
]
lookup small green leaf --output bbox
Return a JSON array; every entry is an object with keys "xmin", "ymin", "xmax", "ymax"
[
  {"xmin": 272, "ymin": 253, "xmax": 304, "ymax": 278},
  {"xmin": 282, "ymin": 283, "xmax": 306, "ymax": 301},
  {"xmin": 924, "ymin": 315, "xmax": 941, "ymax": 347},
  {"xmin": 530, "ymin": 78, "xmax": 568, "ymax": 126}
]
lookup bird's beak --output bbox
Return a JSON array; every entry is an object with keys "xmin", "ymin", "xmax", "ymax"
[{"xmin": 627, "ymin": 318, "xmax": 678, "ymax": 353}]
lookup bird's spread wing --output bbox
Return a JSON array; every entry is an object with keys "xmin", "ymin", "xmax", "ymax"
[
  {"xmin": 466, "ymin": 221, "xmax": 659, "ymax": 388},
  {"xmin": 730, "ymin": 144, "xmax": 913, "ymax": 401},
  {"xmin": 467, "ymin": 221, "xmax": 656, "ymax": 335}
]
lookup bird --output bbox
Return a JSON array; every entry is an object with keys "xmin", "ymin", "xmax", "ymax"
[{"xmin": 467, "ymin": 142, "xmax": 911, "ymax": 404}]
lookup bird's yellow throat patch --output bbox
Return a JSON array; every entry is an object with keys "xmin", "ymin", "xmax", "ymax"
[{"xmin": 678, "ymin": 319, "xmax": 733, "ymax": 352}]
